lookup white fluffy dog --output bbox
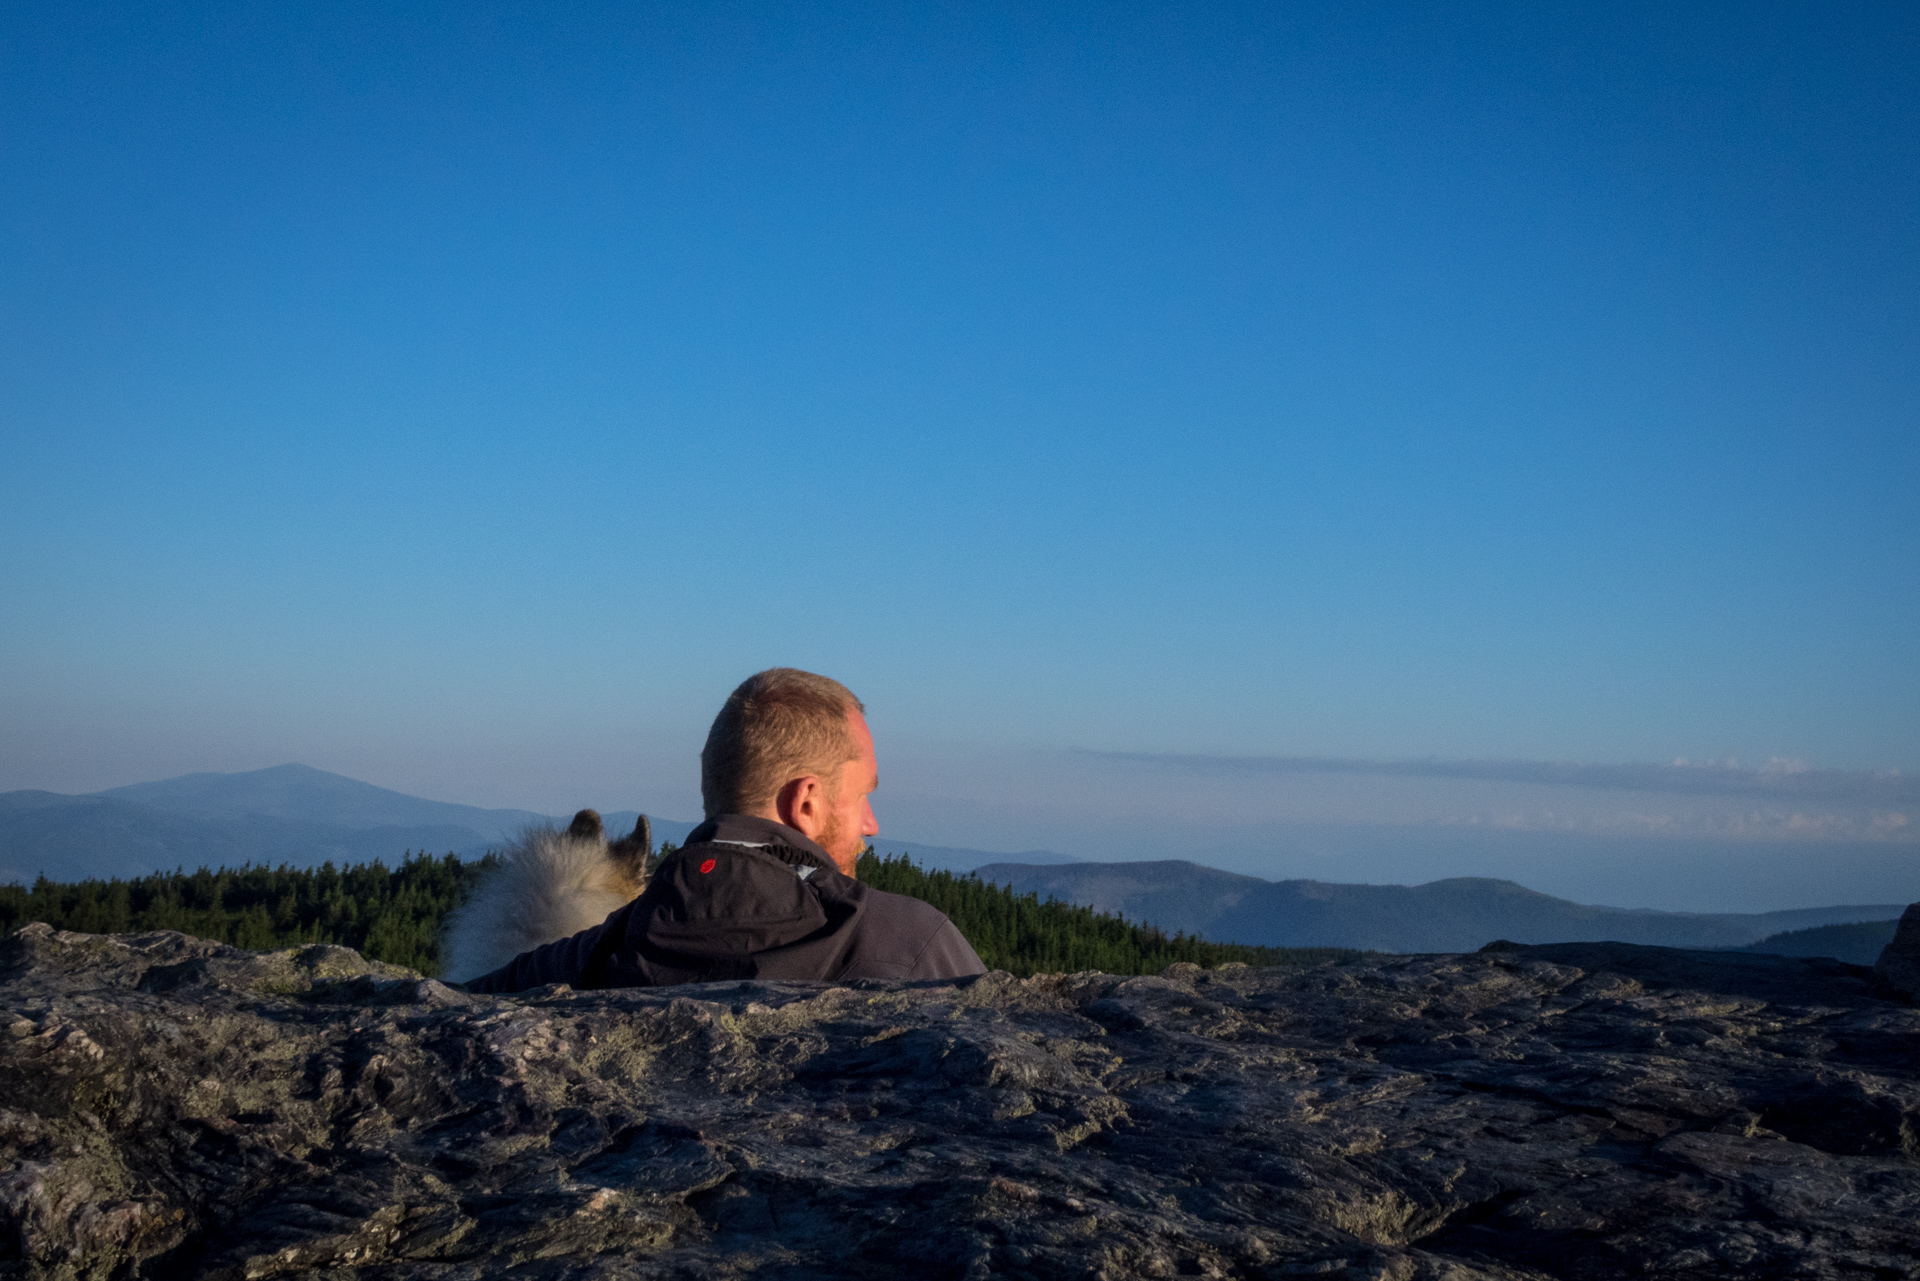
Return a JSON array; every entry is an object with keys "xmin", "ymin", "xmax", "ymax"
[{"xmin": 442, "ymin": 810, "xmax": 651, "ymax": 984}]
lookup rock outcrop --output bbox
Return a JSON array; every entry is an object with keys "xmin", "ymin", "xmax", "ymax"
[
  {"xmin": 1876, "ymin": 903, "xmax": 1920, "ymax": 1003},
  {"xmin": 1, "ymin": 921, "xmax": 1917, "ymax": 1280}
]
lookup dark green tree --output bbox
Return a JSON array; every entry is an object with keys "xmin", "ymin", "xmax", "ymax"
[{"xmin": 0, "ymin": 852, "xmax": 500, "ymax": 974}]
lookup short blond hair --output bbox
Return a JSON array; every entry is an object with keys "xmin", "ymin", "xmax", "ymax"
[{"xmin": 700, "ymin": 668, "xmax": 865, "ymax": 818}]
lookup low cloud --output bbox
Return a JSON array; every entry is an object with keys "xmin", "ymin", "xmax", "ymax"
[
  {"xmin": 1077, "ymin": 750, "xmax": 1920, "ymax": 808},
  {"xmin": 1432, "ymin": 807, "xmax": 1912, "ymax": 842}
]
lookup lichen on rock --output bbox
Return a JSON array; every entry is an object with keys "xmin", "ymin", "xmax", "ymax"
[{"xmin": 1, "ymin": 920, "xmax": 1917, "ymax": 1279}]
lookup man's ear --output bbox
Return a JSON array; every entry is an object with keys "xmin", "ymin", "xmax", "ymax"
[{"xmin": 774, "ymin": 775, "xmax": 823, "ymax": 836}]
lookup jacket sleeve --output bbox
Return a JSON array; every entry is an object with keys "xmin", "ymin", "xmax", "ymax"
[
  {"xmin": 908, "ymin": 917, "xmax": 988, "ymax": 980},
  {"xmin": 461, "ymin": 920, "xmax": 606, "ymax": 994}
]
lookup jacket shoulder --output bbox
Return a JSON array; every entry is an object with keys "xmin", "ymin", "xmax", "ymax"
[
  {"xmin": 842, "ymin": 886, "xmax": 986, "ymax": 980},
  {"xmin": 859, "ymin": 885, "xmax": 955, "ymax": 929}
]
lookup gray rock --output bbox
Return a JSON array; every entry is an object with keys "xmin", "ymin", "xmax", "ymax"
[
  {"xmin": 0, "ymin": 921, "xmax": 1916, "ymax": 1279},
  {"xmin": 1876, "ymin": 902, "xmax": 1920, "ymax": 1001}
]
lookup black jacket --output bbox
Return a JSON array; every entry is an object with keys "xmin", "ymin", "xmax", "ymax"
[{"xmin": 463, "ymin": 815, "xmax": 986, "ymax": 993}]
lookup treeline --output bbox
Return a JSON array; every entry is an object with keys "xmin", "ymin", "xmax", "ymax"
[
  {"xmin": 0, "ymin": 846, "xmax": 1354, "ymax": 978},
  {"xmin": 0, "ymin": 853, "xmax": 495, "ymax": 974}
]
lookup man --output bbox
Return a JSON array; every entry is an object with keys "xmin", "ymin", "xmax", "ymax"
[{"xmin": 464, "ymin": 668, "xmax": 985, "ymax": 991}]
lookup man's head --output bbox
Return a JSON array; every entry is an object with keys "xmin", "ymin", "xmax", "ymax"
[{"xmin": 700, "ymin": 668, "xmax": 879, "ymax": 875}]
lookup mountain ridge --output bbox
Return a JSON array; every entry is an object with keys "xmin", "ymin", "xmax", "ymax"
[
  {"xmin": 973, "ymin": 859, "xmax": 1907, "ymax": 952},
  {"xmin": 95, "ymin": 763, "xmax": 555, "ymax": 835},
  {"xmin": 0, "ymin": 765, "xmax": 665, "ymax": 882}
]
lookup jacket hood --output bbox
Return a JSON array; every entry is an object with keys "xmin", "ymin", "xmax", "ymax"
[{"xmin": 638, "ymin": 814, "xmax": 844, "ymax": 961}]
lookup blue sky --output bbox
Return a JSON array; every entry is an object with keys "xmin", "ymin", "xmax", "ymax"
[{"xmin": 2, "ymin": 3, "xmax": 1916, "ymax": 903}]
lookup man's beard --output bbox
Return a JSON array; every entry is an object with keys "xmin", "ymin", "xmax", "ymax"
[
  {"xmin": 810, "ymin": 782, "xmax": 862, "ymax": 871},
  {"xmin": 813, "ymin": 803, "xmax": 846, "ymax": 860}
]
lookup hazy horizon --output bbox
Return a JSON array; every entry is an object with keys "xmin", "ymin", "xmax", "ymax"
[
  {"xmin": 8, "ymin": 753, "xmax": 1913, "ymax": 915},
  {"xmin": 9, "ymin": 747, "xmax": 1913, "ymax": 849}
]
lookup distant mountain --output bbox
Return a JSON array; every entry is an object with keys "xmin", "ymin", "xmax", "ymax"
[
  {"xmin": 97, "ymin": 764, "xmax": 552, "ymax": 837},
  {"xmin": 973, "ymin": 859, "xmax": 1907, "ymax": 952},
  {"xmin": 867, "ymin": 838, "xmax": 1077, "ymax": 873},
  {"xmin": 0, "ymin": 765, "xmax": 1019, "ymax": 883},
  {"xmin": 0, "ymin": 766, "xmax": 673, "ymax": 882},
  {"xmin": 0, "ymin": 788, "xmax": 502, "ymax": 883}
]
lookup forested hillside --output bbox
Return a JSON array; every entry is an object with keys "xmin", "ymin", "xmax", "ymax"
[
  {"xmin": 0, "ymin": 848, "xmax": 1354, "ymax": 978},
  {"xmin": 0, "ymin": 853, "xmax": 493, "ymax": 973}
]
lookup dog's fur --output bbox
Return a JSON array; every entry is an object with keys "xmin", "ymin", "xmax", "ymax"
[{"xmin": 442, "ymin": 810, "xmax": 652, "ymax": 984}]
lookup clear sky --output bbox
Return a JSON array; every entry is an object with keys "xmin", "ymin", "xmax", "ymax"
[{"xmin": 2, "ymin": 3, "xmax": 1916, "ymax": 904}]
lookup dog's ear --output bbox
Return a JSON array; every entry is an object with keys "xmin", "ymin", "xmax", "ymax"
[
  {"xmin": 568, "ymin": 809, "xmax": 605, "ymax": 841},
  {"xmin": 605, "ymin": 813, "xmax": 652, "ymax": 878},
  {"xmin": 607, "ymin": 815, "xmax": 650, "ymax": 858}
]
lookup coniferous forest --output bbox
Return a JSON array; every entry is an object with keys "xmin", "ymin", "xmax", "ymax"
[
  {"xmin": 0, "ymin": 846, "xmax": 1356, "ymax": 978},
  {"xmin": 0, "ymin": 853, "xmax": 491, "ymax": 974}
]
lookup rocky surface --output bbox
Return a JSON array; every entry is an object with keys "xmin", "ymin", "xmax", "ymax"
[{"xmin": 1, "ymin": 923, "xmax": 1917, "ymax": 1280}]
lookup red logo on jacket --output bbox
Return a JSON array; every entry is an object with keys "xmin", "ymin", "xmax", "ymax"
[{"xmin": 699, "ymin": 858, "xmax": 717, "ymax": 874}]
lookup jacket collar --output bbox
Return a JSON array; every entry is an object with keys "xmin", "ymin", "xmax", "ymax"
[{"xmin": 684, "ymin": 813, "xmax": 837, "ymax": 874}]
